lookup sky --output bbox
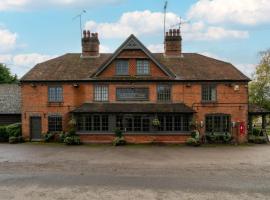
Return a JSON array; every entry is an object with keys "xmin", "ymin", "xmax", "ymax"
[{"xmin": 0, "ymin": 0, "xmax": 269, "ymax": 78}]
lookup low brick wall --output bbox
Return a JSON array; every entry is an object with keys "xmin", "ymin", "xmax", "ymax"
[{"xmin": 79, "ymin": 134, "xmax": 190, "ymax": 144}]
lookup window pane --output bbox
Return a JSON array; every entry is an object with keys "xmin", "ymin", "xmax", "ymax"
[
  {"xmin": 48, "ymin": 115, "xmax": 62, "ymax": 132},
  {"xmin": 85, "ymin": 115, "xmax": 92, "ymax": 131},
  {"xmin": 48, "ymin": 86, "xmax": 63, "ymax": 102},
  {"xmin": 134, "ymin": 116, "xmax": 141, "ymax": 132},
  {"xmin": 95, "ymin": 85, "xmax": 108, "ymax": 101},
  {"xmin": 137, "ymin": 60, "xmax": 149, "ymax": 75},
  {"xmin": 116, "ymin": 60, "xmax": 129, "ymax": 75},
  {"xmin": 174, "ymin": 115, "xmax": 182, "ymax": 131},
  {"xmin": 157, "ymin": 85, "xmax": 171, "ymax": 101},
  {"xmin": 205, "ymin": 115, "xmax": 230, "ymax": 133},
  {"xmin": 202, "ymin": 85, "xmax": 216, "ymax": 102},
  {"xmin": 102, "ymin": 115, "xmax": 109, "ymax": 131},
  {"xmin": 93, "ymin": 115, "xmax": 101, "ymax": 131},
  {"xmin": 165, "ymin": 116, "xmax": 173, "ymax": 131},
  {"xmin": 142, "ymin": 118, "xmax": 150, "ymax": 131}
]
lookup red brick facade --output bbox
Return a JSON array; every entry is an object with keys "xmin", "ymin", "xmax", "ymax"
[
  {"xmin": 21, "ymin": 78, "xmax": 248, "ymax": 143},
  {"xmin": 21, "ymin": 31, "xmax": 249, "ymax": 144}
]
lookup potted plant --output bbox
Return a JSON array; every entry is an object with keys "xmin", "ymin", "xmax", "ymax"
[
  {"xmin": 113, "ymin": 128, "xmax": 126, "ymax": 146},
  {"xmin": 152, "ymin": 118, "xmax": 160, "ymax": 130}
]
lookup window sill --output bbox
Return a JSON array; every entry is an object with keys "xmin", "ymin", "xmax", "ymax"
[
  {"xmin": 47, "ymin": 102, "xmax": 64, "ymax": 107},
  {"xmin": 201, "ymin": 101, "xmax": 217, "ymax": 104}
]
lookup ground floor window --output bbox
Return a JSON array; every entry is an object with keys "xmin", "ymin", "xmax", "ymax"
[
  {"xmin": 158, "ymin": 115, "xmax": 190, "ymax": 132},
  {"xmin": 48, "ymin": 115, "xmax": 62, "ymax": 132},
  {"xmin": 205, "ymin": 114, "xmax": 230, "ymax": 133},
  {"xmin": 77, "ymin": 115, "xmax": 109, "ymax": 132},
  {"xmin": 76, "ymin": 113, "xmax": 191, "ymax": 133}
]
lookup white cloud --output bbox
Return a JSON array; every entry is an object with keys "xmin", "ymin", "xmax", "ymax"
[
  {"xmin": 0, "ymin": 0, "xmax": 125, "ymax": 10},
  {"xmin": 236, "ymin": 63, "xmax": 256, "ymax": 78},
  {"xmin": 85, "ymin": 10, "xmax": 249, "ymax": 41},
  {"xmin": 183, "ymin": 25, "xmax": 249, "ymax": 41},
  {"xmin": 0, "ymin": 53, "xmax": 57, "ymax": 77},
  {"xmin": 100, "ymin": 45, "xmax": 112, "ymax": 53},
  {"xmin": 0, "ymin": 28, "xmax": 17, "ymax": 53},
  {"xmin": 188, "ymin": 0, "xmax": 270, "ymax": 25},
  {"xmin": 147, "ymin": 44, "xmax": 164, "ymax": 53},
  {"xmin": 85, "ymin": 10, "xmax": 180, "ymax": 39}
]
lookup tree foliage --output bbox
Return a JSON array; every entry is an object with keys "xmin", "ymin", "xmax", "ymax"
[
  {"xmin": 0, "ymin": 63, "xmax": 18, "ymax": 84},
  {"xmin": 249, "ymin": 50, "xmax": 270, "ymax": 109}
]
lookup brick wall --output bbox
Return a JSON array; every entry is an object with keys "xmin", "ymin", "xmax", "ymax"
[{"xmin": 21, "ymin": 81, "xmax": 249, "ymax": 143}]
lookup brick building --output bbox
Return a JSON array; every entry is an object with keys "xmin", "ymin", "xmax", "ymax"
[{"xmin": 20, "ymin": 29, "xmax": 250, "ymax": 143}]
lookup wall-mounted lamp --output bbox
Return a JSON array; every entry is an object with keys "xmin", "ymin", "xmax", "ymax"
[
  {"xmin": 31, "ymin": 83, "xmax": 36, "ymax": 88},
  {"xmin": 186, "ymin": 83, "xmax": 191, "ymax": 88},
  {"xmin": 73, "ymin": 83, "xmax": 79, "ymax": 88},
  {"xmin": 200, "ymin": 121, "xmax": 204, "ymax": 128}
]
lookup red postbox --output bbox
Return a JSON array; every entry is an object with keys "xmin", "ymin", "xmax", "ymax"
[{"xmin": 239, "ymin": 122, "xmax": 245, "ymax": 135}]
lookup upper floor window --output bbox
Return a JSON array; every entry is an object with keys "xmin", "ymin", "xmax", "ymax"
[
  {"xmin": 116, "ymin": 88, "xmax": 149, "ymax": 101},
  {"xmin": 48, "ymin": 115, "xmax": 62, "ymax": 132},
  {"xmin": 202, "ymin": 84, "xmax": 216, "ymax": 102},
  {"xmin": 157, "ymin": 85, "xmax": 171, "ymax": 102},
  {"xmin": 137, "ymin": 60, "xmax": 150, "ymax": 75},
  {"xmin": 116, "ymin": 60, "xmax": 129, "ymax": 75},
  {"xmin": 94, "ymin": 85, "xmax": 108, "ymax": 101},
  {"xmin": 48, "ymin": 86, "xmax": 63, "ymax": 102}
]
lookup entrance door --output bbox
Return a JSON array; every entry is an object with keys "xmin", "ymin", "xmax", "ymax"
[{"xmin": 30, "ymin": 116, "xmax": 42, "ymax": 140}]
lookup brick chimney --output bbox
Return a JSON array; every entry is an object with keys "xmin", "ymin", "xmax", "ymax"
[
  {"xmin": 81, "ymin": 30, "xmax": 100, "ymax": 57},
  {"xmin": 164, "ymin": 29, "xmax": 182, "ymax": 57}
]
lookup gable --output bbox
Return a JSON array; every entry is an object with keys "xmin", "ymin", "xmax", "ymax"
[
  {"xmin": 99, "ymin": 49, "xmax": 169, "ymax": 78},
  {"xmin": 93, "ymin": 34, "xmax": 176, "ymax": 78}
]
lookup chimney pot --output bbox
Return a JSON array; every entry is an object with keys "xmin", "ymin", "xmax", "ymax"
[
  {"xmin": 169, "ymin": 29, "xmax": 173, "ymax": 36},
  {"xmin": 82, "ymin": 30, "xmax": 100, "ymax": 57},
  {"xmin": 176, "ymin": 29, "xmax": 180, "ymax": 36},
  {"xmin": 173, "ymin": 29, "xmax": 176, "ymax": 36},
  {"xmin": 164, "ymin": 28, "xmax": 182, "ymax": 57}
]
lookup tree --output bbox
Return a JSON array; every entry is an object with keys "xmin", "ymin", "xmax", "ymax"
[
  {"xmin": 249, "ymin": 50, "xmax": 270, "ymax": 109},
  {"xmin": 0, "ymin": 63, "xmax": 18, "ymax": 84}
]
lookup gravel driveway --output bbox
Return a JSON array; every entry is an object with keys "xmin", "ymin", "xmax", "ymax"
[{"xmin": 0, "ymin": 143, "xmax": 270, "ymax": 200}]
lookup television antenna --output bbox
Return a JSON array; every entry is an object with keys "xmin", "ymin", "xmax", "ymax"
[
  {"xmin": 163, "ymin": 1, "xmax": 168, "ymax": 40},
  {"xmin": 73, "ymin": 10, "xmax": 87, "ymax": 39},
  {"xmin": 170, "ymin": 17, "xmax": 190, "ymax": 35}
]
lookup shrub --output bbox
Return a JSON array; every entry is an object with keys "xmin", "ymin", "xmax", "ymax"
[
  {"xmin": 64, "ymin": 135, "xmax": 81, "ymax": 145},
  {"xmin": 113, "ymin": 137, "xmax": 127, "ymax": 146},
  {"xmin": 9, "ymin": 136, "xmax": 19, "ymax": 144},
  {"xmin": 114, "ymin": 128, "xmax": 123, "ymax": 138},
  {"xmin": 186, "ymin": 137, "xmax": 200, "ymax": 147},
  {"xmin": 252, "ymin": 128, "xmax": 261, "ymax": 137},
  {"xmin": 6, "ymin": 123, "xmax": 21, "ymax": 137},
  {"xmin": 0, "ymin": 126, "xmax": 8, "ymax": 142},
  {"xmin": 44, "ymin": 132, "xmax": 56, "ymax": 142},
  {"xmin": 58, "ymin": 132, "xmax": 66, "ymax": 143}
]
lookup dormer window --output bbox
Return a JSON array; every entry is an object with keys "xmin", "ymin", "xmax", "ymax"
[
  {"xmin": 137, "ymin": 60, "xmax": 150, "ymax": 75},
  {"xmin": 116, "ymin": 60, "xmax": 129, "ymax": 76}
]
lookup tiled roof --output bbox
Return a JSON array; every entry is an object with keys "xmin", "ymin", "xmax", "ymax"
[
  {"xmin": 21, "ymin": 53, "xmax": 250, "ymax": 82},
  {"xmin": 249, "ymin": 104, "xmax": 270, "ymax": 114},
  {"xmin": 0, "ymin": 84, "xmax": 21, "ymax": 114}
]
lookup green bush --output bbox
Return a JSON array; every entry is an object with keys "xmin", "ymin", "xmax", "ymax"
[
  {"xmin": 252, "ymin": 128, "xmax": 261, "ymax": 137},
  {"xmin": 44, "ymin": 132, "xmax": 56, "ymax": 142},
  {"xmin": 6, "ymin": 123, "xmax": 21, "ymax": 137},
  {"xmin": 114, "ymin": 128, "xmax": 123, "ymax": 138},
  {"xmin": 0, "ymin": 126, "xmax": 8, "ymax": 142},
  {"xmin": 206, "ymin": 132, "xmax": 232, "ymax": 144},
  {"xmin": 64, "ymin": 135, "xmax": 81, "ymax": 145},
  {"xmin": 58, "ymin": 132, "xmax": 66, "ymax": 143},
  {"xmin": 113, "ymin": 137, "xmax": 127, "ymax": 146},
  {"xmin": 186, "ymin": 137, "xmax": 200, "ymax": 147}
]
